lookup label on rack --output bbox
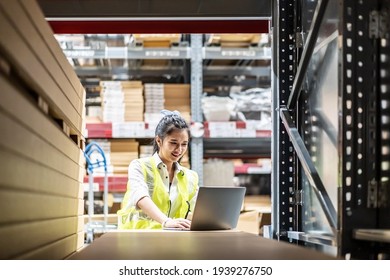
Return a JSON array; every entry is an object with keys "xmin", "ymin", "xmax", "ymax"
[{"xmin": 145, "ymin": 50, "xmax": 180, "ymax": 57}]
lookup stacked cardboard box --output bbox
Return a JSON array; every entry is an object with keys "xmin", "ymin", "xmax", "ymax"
[
  {"xmin": 144, "ymin": 83, "xmax": 165, "ymax": 123},
  {"xmin": 100, "ymin": 81, "xmax": 125, "ymax": 122},
  {"xmin": 164, "ymin": 84, "xmax": 191, "ymax": 123},
  {"xmin": 133, "ymin": 34, "xmax": 181, "ymax": 48},
  {"xmin": 100, "ymin": 81, "xmax": 144, "ymax": 123},
  {"xmin": 207, "ymin": 34, "xmax": 262, "ymax": 48},
  {"xmin": 110, "ymin": 139, "xmax": 139, "ymax": 174},
  {"xmin": 122, "ymin": 81, "xmax": 144, "ymax": 122},
  {"xmin": 87, "ymin": 139, "xmax": 139, "ymax": 175},
  {"xmin": 132, "ymin": 34, "xmax": 182, "ymax": 67}
]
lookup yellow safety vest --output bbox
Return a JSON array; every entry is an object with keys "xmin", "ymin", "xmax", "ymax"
[{"xmin": 117, "ymin": 157, "xmax": 198, "ymax": 229}]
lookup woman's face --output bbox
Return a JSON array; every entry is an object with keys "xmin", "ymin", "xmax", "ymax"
[{"xmin": 157, "ymin": 129, "xmax": 189, "ymax": 164}]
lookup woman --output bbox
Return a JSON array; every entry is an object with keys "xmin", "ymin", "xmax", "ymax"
[{"xmin": 117, "ymin": 110, "xmax": 199, "ymax": 229}]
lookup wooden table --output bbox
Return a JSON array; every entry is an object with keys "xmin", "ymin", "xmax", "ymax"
[{"xmin": 68, "ymin": 230, "xmax": 337, "ymax": 260}]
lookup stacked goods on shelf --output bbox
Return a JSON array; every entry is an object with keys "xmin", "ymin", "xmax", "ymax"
[
  {"xmin": 164, "ymin": 84, "xmax": 191, "ymax": 123},
  {"xmin": 0, "ymin": 0, "xmax": 85, "ymax": 259},
  {"xmin": 144, "ymin": 83, "xmax": 165, "ymax": 133},
  {"xmin": 85, "ymin": 122, "xmax": 113, "ymax": 138},
  {"xmin": 230, "ymin": 87, "xmax": 272, "ymax": 129},
  {"xmin": 202, "ymin": 96, "xmax": 235, "ymax": 122},
  {"xmin": 206, "ymin": 33, "xmax": 270, "ymax": 67},
  {"xmin": 92, "ymin": 82, "xmax": 191, "ymax": 136},
  {"xmin": 100, "ymin": 81, "xmax": 124, "ymax": 122},
  {"xmin": 123, "ymin": 81, "xmax": 144, "ymax": 122},
  {"xmin": 112, "ymin": 121, "xmax": 150, "ymax": 138},
  {"xmin": 133, "ymin": 34, "xmax": 182, "ymax": 67},
  {"xmin": 144, "ymin": 83, "xmax": 165, "ymax": 124},
  {"xmin": 207, "ymin": 34, "xmax": 262, "ymax": 48},
  {"xmin": 110, "ymin": 139, "xmax": 139, "ymax": 174},
  {"xmin": 89, "ymin": 139, "xmax": 139, "ymax": 175},
  {"xmin": 100, "ymin": 80, "xmax": 144, "ymax": 123},
  {"xmin": 203, "ymin": 121, "xmax": 272, "ymax": 138},
  {"xmin": 133, "ymin": 34, "xmax": 181, "ymax": 48}
]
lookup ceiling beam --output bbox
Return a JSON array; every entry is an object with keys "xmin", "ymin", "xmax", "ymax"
[
  {"xmin": 38, "ymin": 0, "xmax": 271, "ymax": 34},
  {"xmin": 48, "ymin": 19, "xmax": 269, "ymax": 34},
  {"xmin": 38, "ymin": 0, "xmax": 271, "ymax": 18}
]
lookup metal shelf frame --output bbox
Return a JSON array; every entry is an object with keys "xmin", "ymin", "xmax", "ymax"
[
  {"xmin": 61, "ymin": 46, "xmax": 272, "ymax": 60},
  {"xmin": 274, "ymin": 0, "xmax": 390, "ymax": 259},
  {"xmin": 190, "ymin": 34, "xmax": 204, "ymax": 186},
  {"xmin": 272, "ymin": 0, "xmax": 298, "ymax": 242}
]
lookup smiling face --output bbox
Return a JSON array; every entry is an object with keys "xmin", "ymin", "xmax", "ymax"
[{"xmin": 157, "ymin": 129, "xmax": 189, "ymax": 164}]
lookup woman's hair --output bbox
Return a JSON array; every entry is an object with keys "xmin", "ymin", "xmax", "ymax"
[{"xmin": 153, "ymin": 111, "xmax": 190, "ymax": 154}]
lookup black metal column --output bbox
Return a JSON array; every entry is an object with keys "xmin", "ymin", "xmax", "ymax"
[
  {"xmin": 379, "ymin": 0, "xmax": 390, "ymax": 232},
  {"xmin": 274, "ymin": 0, "xmax": 297, "ymax": 241},
  {"xmin": 340, "ymin": 0, "xmax": 389, "ymax": 259}
]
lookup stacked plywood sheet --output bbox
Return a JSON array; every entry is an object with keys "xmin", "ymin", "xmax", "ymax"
[{"xmin": 0, "ymin": 0, "xmax": 85, "ymax": 259}]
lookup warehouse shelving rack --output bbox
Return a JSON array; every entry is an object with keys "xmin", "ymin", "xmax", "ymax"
[
  {"xmin": 273, "ymin": 0, "xmax": 390, "ymax": 259},
  {"xmin": 57, "ymin": 33, "xmax": 273, "ymax": 189}
]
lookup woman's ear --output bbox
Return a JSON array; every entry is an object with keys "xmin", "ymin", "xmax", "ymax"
[{"xmin": 156, "ymin": 136, "xmax": 162, "ymax": 147}]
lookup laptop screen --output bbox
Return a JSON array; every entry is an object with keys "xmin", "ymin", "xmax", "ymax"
[{"xmin": 189, "ymin": 186, "xmax": 246, "ymax": 230}]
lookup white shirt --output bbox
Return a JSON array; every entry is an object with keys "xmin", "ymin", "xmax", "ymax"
[{"xmin": 127, "ymin": 153, "xmax": 197, "ymax": 216}]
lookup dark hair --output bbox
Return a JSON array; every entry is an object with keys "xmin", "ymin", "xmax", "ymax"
[{"xmin": 153, "ymin": 114, "xmax": 190, "ymax": 154}]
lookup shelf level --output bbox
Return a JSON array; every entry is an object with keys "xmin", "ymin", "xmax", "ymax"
[
  {"xmin": 84, "ymin": 165, "xmax": 271, "ymax": 193},
  {"xmin": 86, "ymin": 122, "xmax": 271, "ymax": 139}
]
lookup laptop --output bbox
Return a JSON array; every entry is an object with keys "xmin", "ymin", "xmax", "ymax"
[{"xmin": 165, "ymin": 186, "xmax": 246, "ymax": 231}]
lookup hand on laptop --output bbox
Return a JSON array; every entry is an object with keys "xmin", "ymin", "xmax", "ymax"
[{"xmin": 164, "ymin": 218, "xmax": 191, "ymax": 229}]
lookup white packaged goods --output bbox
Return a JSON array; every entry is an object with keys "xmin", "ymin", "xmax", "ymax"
[
  {"xmin": 202, "ymin": 96, "xmax": 235, "ymax": 121},
  {"xmin": 230, "ymin": 87, "xmax": 271, "ymax": 121}
]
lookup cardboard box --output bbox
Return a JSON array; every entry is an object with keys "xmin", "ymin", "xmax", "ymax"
[{"xmin": 237, "ymin": 210, "xmax": 271, "ymax": 235}]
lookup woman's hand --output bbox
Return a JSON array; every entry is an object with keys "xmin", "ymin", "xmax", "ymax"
[{"xmin": 163, "ymin": 218, "xmax": 191, "ymax": 229}]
